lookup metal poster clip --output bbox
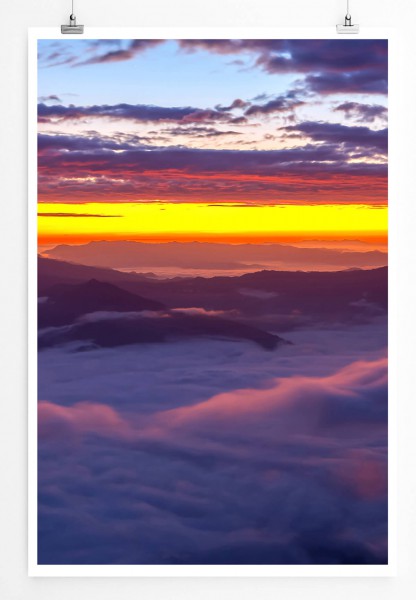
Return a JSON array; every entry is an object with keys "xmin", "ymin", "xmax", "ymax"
[
  {"xmin": 61, "ymin": 1, "xmax": 84, "ymax": 34},
  {"xmin": 336, "ymin": 0, "xmax": 360, "ymax": 34}
]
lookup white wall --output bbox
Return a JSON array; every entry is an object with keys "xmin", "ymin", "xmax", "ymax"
[{"xmin": 1, "ymin": 1, "xmax": 416, "ymax": 599}]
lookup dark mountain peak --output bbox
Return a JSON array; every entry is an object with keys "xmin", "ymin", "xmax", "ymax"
[
  {"xmin": 50, "ymin": 278, "xmax": 166, "ymax": 310},
  {"xmin": 39, "ymin": 278, "xmax": 166, "ymax": 328},
  {"xmin": 38, "ymin": 255, "xmax": 156, "ymax": 293},
  {"xmin": 79, "ymin": 278, "xmax": 116, "ymax": 290},
  {"xmin": 80, "ymin": 277, "xmax": 100, "ymax": 287},
  {"xmin": 70, "ymin": 277, "xmax": 140, "ymax": 296}
]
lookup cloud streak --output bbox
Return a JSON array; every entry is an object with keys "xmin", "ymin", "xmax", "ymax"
[
  {"xmin": 282, "ymin": 121, "xmax": 388, "ymax": 155},
  {"xmin": 244, "ymin": 92, "xmax": 304, "ymax": 117},
  {"xmin": 38, "ymin": 212, "xmax": 123, "ymax": 218},
  {"xmin": 39, "ymin": 40, "xmax": 164, "ymax": 69},
  {"xmin": 334, "ymin": 102, "xmax": 388, "ymax": 123},
  {"xmin": 75, "ymin": 40, "xmax": 163, "ymax": 66},
  {"xmin": 38, "ymin": 102, "xmax": 234, "ymax": 125}
]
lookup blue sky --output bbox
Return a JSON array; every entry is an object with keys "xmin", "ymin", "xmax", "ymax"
[{"xmin": 38, "ymin": 39, "xmax": 297, "ymax": 108}]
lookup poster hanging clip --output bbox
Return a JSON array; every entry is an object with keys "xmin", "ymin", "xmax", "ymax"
[
  {"xmin": 336, "ymin": 0, "xmax": 359, "ymax": 33},
  {"xmin": 61, "ymin": 0, "xmax": 84, "ymax": 34}
]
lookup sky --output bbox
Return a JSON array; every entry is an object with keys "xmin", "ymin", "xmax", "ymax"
[{"xmin": 37, "ymin": 39, "xmax": 388, "ymax": 246}]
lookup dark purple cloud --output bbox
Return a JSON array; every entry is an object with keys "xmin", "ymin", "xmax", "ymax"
[
  {"xmin": 38, "ymin": 131, "xmax": 387, "ymax": 174},
  {"xmin": 282, "ymin": 121, "xmax": 388, "ymax": 155},
  {"xmin": 179, "ymin": 40, "xmax": 388, "ymax": 96},
  {"xmin": 215, "ymin": 98, "xmax": 250, "ymax": 112},
  {"xmin": 303, "ymin": 70, "xmax": 387, "ymax": 95},
  {"xmin": 254, "ymin": 40, "xmax": 386, "ymax": 75},
  {"xmin": 37, "ymin": 132, "xmax": 142, "ymax": 153},
  {"xmin": 163, "ymin": 125, "xmax": 242, "ymax": 138},
  {"xmin": 178, "ymin": 39, "xmax": 387, "ymax": 72},
  {"xmin": 245, "ymin": 92, "xmax": 304, "ymax": 117},
  {"xmin": 37, "ymin": 102, "xmax": 237, "ymax": 125},
  {"xmin": 334, "ymin": 102, "xmax": 388, "ymax": 123},
  {"xmin": 38, "ymin": 94, "xmax": 62, "ymax": 103},
  {"xmin": 38, "ymin": 102, "xmax": 205, "ymax": 124}
]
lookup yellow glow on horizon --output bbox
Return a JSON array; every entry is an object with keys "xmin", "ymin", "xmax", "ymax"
[{"xmin": 38, "ymin": 202, "xmax": 388, "ymax": 244}]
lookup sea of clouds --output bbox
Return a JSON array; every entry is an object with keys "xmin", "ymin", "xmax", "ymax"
[{"xmin": 37, "ymin": 320, "xmax": 387, "ymax": 564}]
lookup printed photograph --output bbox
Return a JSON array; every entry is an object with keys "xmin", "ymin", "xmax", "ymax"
[{"xmin": 37, "ymin": 38, "xmax": 388, "ymax": 565}]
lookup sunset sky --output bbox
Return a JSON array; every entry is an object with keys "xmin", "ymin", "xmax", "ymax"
[
  {"xmin": 37, "ymin": 39, "xmax": 388, "ymax": 246},
  {"xmin": 37, "ymin": 38, "xmax": 389, "ymax": 567}
]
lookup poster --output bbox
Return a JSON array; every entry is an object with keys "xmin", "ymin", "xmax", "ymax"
[{"xmin": 29, "ymin": 30, "xmax": 389, "ymax": 575}]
